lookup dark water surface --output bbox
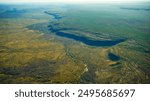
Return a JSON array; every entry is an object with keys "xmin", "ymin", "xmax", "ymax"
[
  {"xmin": 108, "ymin": 53, "xmax": 121, "ymax": 61},
  {"xmin": 45, "ymin": 11, "xmax": 126, "ymax": 46},
  {"xmin": 56, "ymin": 31, "xmax": 126, "ymax": 46},
  {"xmin": 44, "ymin": 11, "xmax": 63, "ymax": 20}
]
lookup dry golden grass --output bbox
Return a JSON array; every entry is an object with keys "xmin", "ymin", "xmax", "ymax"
[{"xmin": 0, "ymin": 17, "xmax": 149, "ymax": 83}]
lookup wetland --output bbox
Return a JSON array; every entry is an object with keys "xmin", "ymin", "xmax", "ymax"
[{"xmin": 0, "ymin": 3, "xmax": 150, "ymax": 83}]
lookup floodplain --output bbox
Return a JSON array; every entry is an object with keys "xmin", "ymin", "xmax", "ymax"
[{"xmin": 0, "ymin": 3, "xmax": 150, "ymax": 83}]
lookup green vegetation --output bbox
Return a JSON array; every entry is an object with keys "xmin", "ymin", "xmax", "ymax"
[{"xmin": 0, "ymin": 3, "xmax": 150, "ymax": 83}]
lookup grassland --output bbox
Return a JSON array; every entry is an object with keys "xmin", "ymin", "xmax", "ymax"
[{"xmin": 0, "ymin": 3, "xmax": 150, "ymax": 83}]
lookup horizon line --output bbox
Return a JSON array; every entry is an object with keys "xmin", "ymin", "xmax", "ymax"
[{"xmin": 0, "ymin": 0, "xmax": 150, "ymax": 4}]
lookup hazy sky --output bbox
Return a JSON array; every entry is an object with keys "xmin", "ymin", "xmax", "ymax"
[{"xmin": 0, "ymin": 0, "xmax": 149, "ymax": 3}]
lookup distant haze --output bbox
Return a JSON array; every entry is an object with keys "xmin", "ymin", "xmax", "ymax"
[{"xmin": 0, "ymin": 0, "xmax": 150, "ymax": 3}]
